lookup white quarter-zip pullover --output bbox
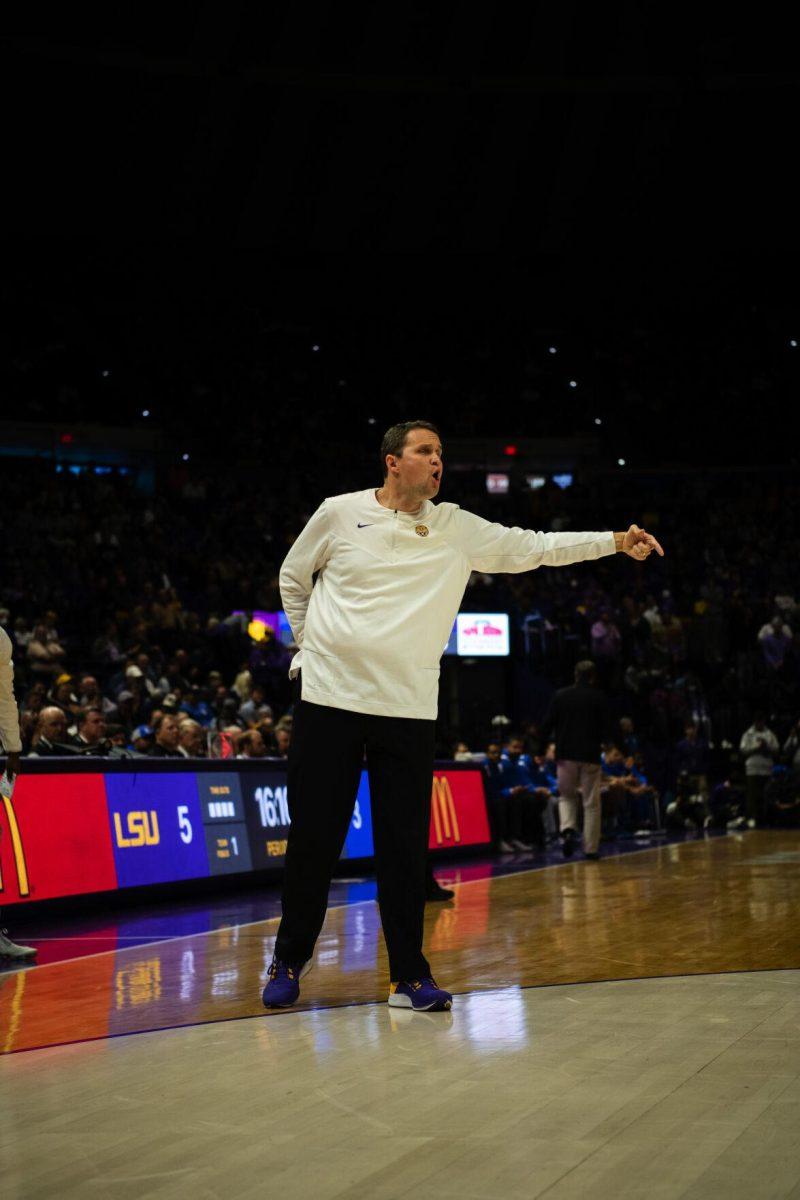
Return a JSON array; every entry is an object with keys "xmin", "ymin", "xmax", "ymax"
[
  {"xmin": 0, "ymin": 626, "xmax": 23, "ymax": 753},
  {"xmin": 280, "ymin": 489, "xmax": 616, "ymax": 720}
]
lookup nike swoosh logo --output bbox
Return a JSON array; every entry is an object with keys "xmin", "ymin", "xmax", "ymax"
[{"xmin": 357, "ymin": 523, "xmax": 374, "ymax": 528}]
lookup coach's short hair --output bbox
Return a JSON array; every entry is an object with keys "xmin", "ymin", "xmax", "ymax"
[
  {"xmin": 380, "ymin": 420, "xmax": 441, "ymax": 478},
  {"xmin": 574, "ymin": 660, "xmax": 597, "ymax": 685}
]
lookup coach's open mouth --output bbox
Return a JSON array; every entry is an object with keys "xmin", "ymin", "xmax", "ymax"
[{"xmin": 432, "ymin": 470, "xmax": 440, "ymax": 482}]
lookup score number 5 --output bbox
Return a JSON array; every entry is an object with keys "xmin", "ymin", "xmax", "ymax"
[{"xmin": 177, "ymin": 805, "xmax": 193, "ymax": 844}]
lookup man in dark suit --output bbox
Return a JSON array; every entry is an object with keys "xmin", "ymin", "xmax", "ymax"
[{"xmin": 541, "ymin": 660, "xmax": 613, "ymax": 860}]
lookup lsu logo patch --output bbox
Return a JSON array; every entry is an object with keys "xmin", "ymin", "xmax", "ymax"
[{"xmin": 415, "ymin": 524, "xmax": 429, "ymax": 537}]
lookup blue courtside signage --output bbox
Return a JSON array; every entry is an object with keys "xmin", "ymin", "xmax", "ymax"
[{"xmin": 105, "ymin": 774, "xmax": 210, "ymax": 887}]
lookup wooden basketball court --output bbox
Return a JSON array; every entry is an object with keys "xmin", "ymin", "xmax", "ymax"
[{"xmin": 2, "ymin": 831, "xmax": 799, "ymax": 1199}]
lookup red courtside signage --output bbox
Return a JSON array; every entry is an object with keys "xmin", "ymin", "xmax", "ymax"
[
  {"xmin": 0, "ymin": 774, "xmax": 118, "ymax": 905},
  {"xmin": 428, "ymin": 769, "xmax": 491, "ymax": 850}
]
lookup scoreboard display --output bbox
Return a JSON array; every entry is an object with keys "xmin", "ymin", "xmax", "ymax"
[{"xmin": 0, "ymin": 760, "xmax": 490, "ymax": 907}]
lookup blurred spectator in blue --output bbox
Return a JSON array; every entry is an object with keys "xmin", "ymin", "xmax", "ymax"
[
  {"xmin": 179, "ymin": 685, "xmax": 215, "ymax": 727},
  {"xmin": 675, "ymin": 722, "xmax": 710, "ymax": 799},
  {"xmin": 601, "ymin": 746, "xmax": 658, "ymax": 834},
  {"xmin": 482, "ymin": 742, "xmax": 524, "ymax": 852},
  {"xmin": 500, "ymin": 735, "xmax": 548, "ymax": 850},
  {"xmin": 618, "ymin": 716, "xmax": 640, "ymax": 757},
  {"xmin": 758, "ymin": 616, "xmax": 793, "ymax": 672},
  {"xmin": 130, "ymin": 724, "xmax": 154, "ymax": 754},
  {"xmin": 239, "ymin": 683, "xmax": 273, "ymax": 728}
]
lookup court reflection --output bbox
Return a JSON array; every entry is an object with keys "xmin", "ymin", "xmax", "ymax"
[{"xmin": 1, "ymin": 831, "xmax": 797, "ymax": 1054}]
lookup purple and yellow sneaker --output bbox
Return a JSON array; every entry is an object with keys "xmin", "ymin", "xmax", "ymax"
[
  {"xmin": 262, "ymin": 957, "xmax": 312, "ymax": 1008},
  {"xmin": 388, "ymin": 977, "xmax": 453, "ymax": 1011}
]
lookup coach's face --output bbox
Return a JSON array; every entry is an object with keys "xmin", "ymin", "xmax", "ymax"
[{"xmin": 391, "ymin": 428, "xmax": 444, "ymax": 499}]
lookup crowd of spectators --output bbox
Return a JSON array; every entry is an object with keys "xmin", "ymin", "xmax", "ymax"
[
  {"xmin": 2, "ymin": 584, "xmax": 295, "ymax": 761},
  {"xmin": 2, "ymin": 287, "xmax": 800, "ymax": 836},
  {"xmin": 2, "ymin": 452, "xmax": 798, "ymax": 836}
]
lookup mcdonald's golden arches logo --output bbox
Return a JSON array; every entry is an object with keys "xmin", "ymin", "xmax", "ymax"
[
  {"xmin": 0, "ymin": 792, "xmax": 31, "ymax": 898},
  {"xmin": 430, "ymin": 775, "xmax": 461, "ymax": 845}
]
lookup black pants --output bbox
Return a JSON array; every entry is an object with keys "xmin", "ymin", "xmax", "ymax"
[
  {"xmin": 746, "ymin": 775, "xmax": 768, "ymax": 823},
  {"xmin": 487, "ymin": 790, "xmax": 523, "ymax": 843},
  {"xmin": 274, "ymin": 700, "xmax": 436, "ymax": 981}
]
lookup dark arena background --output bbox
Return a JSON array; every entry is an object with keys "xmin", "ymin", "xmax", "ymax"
[{"xmin": 2, "ymin": 9, "xmax": 800, "ymax": 1200}]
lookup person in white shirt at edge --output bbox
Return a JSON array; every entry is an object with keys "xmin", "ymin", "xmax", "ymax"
[
  {"xmin": 0, "ymin": 625, "xmax": 38, "ymax": 960},
  {"xmin": 261, "ymin": 420, "xmax": 664, "ymax": 1013}
]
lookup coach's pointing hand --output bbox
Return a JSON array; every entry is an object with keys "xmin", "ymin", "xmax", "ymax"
[{"xmin": 616, "ymin": 525, "xmax": 665, "ymax": 560}]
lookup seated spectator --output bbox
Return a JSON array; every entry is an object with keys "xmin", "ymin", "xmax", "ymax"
[
  {"xmin": 591, "ymin": 609, "xmax": 622, "ymax": 687},
  {"xmin": 13, "ymin": 616, "xmax": 33, "ymax": 653},
  {"xmin": 661, "ymin": 612, "xmax": 687, "ymax": 666},
  {"xmin": 130, "ymin": 724, "xmax": 154, "ymax": 755},
  {"xmin": 482, "ymin": 742, "xmax": 524, "ymax": 852},
  {"xmin": 782, "ymin": 718, "xmax": 800, "ymax": 771},
  {"xmin": 255, "ymin": 717, "xmax": 278, "ymax": 754},
  {"xmin": 105, "ymin": 723, "xmax": 136, "ymax": 759},
  {"xmin": 248, "ymin": 625, "xmax": 291, "ymax": 710},
  {"xmin": 177, "ymin": 718, "xmax": 205, "ymax": 758},
  {"xmin": 237, "ymin": 730, "xmax": 267, "ymax": 758},
  {"xmin": 179, "ymin": 685, "xmax": 214, "ymax": 728},
  {"xmin": 739, "ymin": 714, "xmax": 779, "ymax": 827},
  {"xmin": 232, "ymin": 665, "xmax": 252, "ymax": 700},
  {"xmin": 27, "ymin": 706, "xmax": 74, "ymax": 756},
  {"xmin": 665, "ymin": 770, "xmax": 708, "ymax": 832},
  {"xmin": 601, "ymin": 746, "xmax": 659, "ymax": 834},
  {"xmin": 123, "ymin": 664, "xmax": 148, "ymax": 696},
  {"xmin": 115, "ymin": 688, "xmax": 149, "ymax": 731},
  {"xmin": 618, "ymin": 716, "xmax": 640, "ymax": 757},
  {"xmin": 758, "ymin": 614, "xmax": 793, "ymax": 643},
  {"xmin": 70, "ymin": 707, "xmax": 110, "ymax": 755},
  {"xmin": 148, "ymin": 713, "xmax": 183, "ymax": 758},
  {"xmin": 161, "ymin": 690, "xmax": 182, "ymax": 716},
  {"xmin": 498, "ymin": 735, "xmax": 549, "ymax": 850},
  {"xmin": 758, "ymin": 616, "xmax": 792, "ymax": 672},
  {"xmin": 78, "ymin": 674, "xmax": 118, "ymax": 718},
  {"xmin": 453, "ymin": 740, "xmax": 473, "ymax": 761},
  {"xmin": 21, "ymin": 682, "xmax": 47, "ymax": 724},
  {"xmin": 274, "ymin": 723, "xmax": 291, "ymax": 757},
  {"xmin": 708, "ymin": 778, "xmax": 744, "ymax": 828},
  {"xmin": 91, "ymin": 620, "xmax": 123, "ymax": 668},
  {"xmin": 674, "ymin": 722, "xmax": 710, "ymax": 799},
  {"xmin": 239, "ymin": 684, "xmax": 272, "ymax": 728},
  {"xmin": 214, "ymin": 697, "xmax": 245, "ymax": 732},
  {"xmin": 528, "ymin": 744, "xmax": 559, "ymax": 838},
  {"xmin": 27, "ymin": 622, "xmax": 67, "ymax": 680},
  {"xmin": 50, "ymin": 675, "xmax": 81, "ymax": 723},
  {"xmin": 764, "ymin": 767, "xmax": 800, "ymax": 827}
]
